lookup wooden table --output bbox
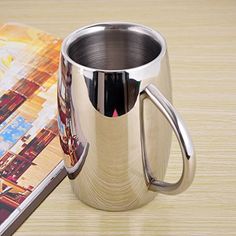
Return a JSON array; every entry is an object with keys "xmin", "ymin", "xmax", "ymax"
[{"xmin": 1, "ymin": 0, "xmax": 236, "ymax": 235}]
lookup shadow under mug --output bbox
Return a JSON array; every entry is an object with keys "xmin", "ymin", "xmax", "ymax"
[{"xmin": 57, "ymin": 22, "xmax": 196, "ymax": 211}]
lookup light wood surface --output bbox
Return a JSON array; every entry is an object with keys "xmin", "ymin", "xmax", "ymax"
[{"xmin": 1, "ymin": 0, "xmax": 236, "ymax": 235}]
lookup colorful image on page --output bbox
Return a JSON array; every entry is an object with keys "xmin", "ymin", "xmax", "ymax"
[{"xmin": 0, "ymin": 23, "xmax": 62, "ymax": 224}]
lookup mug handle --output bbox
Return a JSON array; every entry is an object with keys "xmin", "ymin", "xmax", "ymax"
[{"xmin": 140, "ymin": 84, "xmax": 196, "ymax": 195}]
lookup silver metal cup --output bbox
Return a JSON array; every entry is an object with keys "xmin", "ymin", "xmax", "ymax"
[{"xmin": 58, "ymin": 22, "xmax": 196, "ymax": 211}]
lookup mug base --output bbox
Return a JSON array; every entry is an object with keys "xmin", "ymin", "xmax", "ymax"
[{"xmin": 70, "ymin": 179, "xmax": 157, "ymax": 212}]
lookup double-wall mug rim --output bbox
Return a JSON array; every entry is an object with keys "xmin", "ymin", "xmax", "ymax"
[{"xmin": 61, "ymin": 21, "xmax": 167, "ymax": 74}]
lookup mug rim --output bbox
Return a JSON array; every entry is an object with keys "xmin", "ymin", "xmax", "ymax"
[{"xmin": 61, "ymin": 21, "xmax": 167, "ymax": 72}]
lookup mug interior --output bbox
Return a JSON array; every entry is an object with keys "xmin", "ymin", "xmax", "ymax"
[{"xmin": 68, "ymin": 25, "xmax": 162, "ymax": 70}]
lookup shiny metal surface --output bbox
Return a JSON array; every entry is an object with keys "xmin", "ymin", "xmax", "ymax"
[{"xmin": 58, "ymin": 22, "xmax": 196, "ymax": 211}]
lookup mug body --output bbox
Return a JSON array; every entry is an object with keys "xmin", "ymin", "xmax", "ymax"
[{"xmin": 58, "ymin": 22, "xmax": 172, "ymax": 211}]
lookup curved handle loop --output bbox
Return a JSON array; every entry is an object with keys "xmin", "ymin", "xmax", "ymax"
[{"xmin": 140, "ymin": 84, "xmax": 196, "ymax": 195}]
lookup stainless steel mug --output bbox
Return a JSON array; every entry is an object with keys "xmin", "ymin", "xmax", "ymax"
[{"xmin": 58, "ymin": 22, "xmax": 196, "ymax": 211}]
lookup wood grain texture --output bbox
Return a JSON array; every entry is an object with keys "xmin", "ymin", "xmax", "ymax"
[{"xmin": 0, "ymin": 0, "xmax": 236, "ymax": 235}]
